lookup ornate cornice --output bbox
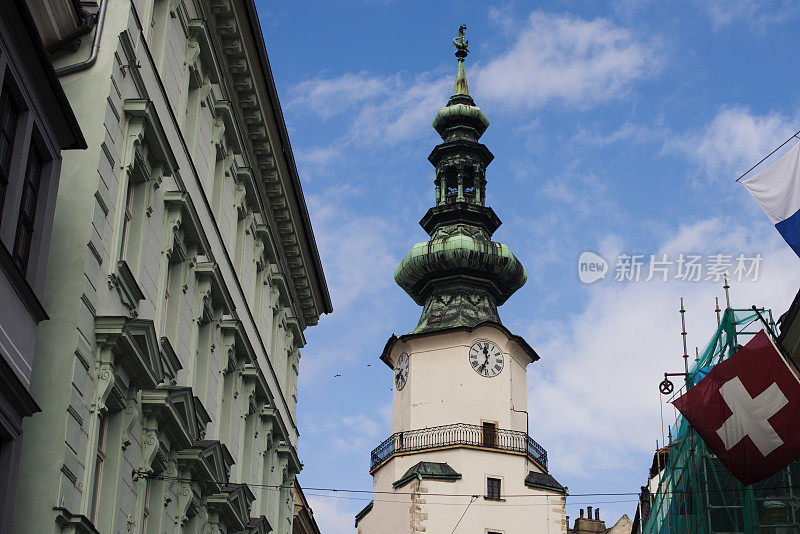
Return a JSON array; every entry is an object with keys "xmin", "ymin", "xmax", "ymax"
[{"xmin": 207, "ymin": 0, "xmax": 331, "ymax": 327}]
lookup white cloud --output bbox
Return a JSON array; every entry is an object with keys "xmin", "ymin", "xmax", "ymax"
[
  {"xmin": 289, "ymin": 73, "xmax": 392, "ymax": 120},
  {"xmin": 306, "ymin": 496, "xmax": 359, "ymax": 534},
  {"xmin": 289, "ymin": 71, "xmax": 449, "ymax": 148},
  {"xmin": 348, "ymin": 75, "xmax": 450, "ymax": 147},
  {"xmin": 669, "ymin": 106, "xmax": 796, "ymax": 181},
  {"xmin": 306, "ymin": 189, "xmax": 399, "ymax": 310},
  {"xmin": 302, "ymin": 410, "xmax": 384, "ymax": 458},
  {"xmin": 475, "ymin": 11, "xmax": 657, "ymax": 110},
  {"xmin": 573, "ymin": 121, "xmax": 663, "ymax": 147},
  {"xmin": 699, "ymin": 0, "xmax": 800, "ymax": 29},
  {"xmin": 528, "ymin": 217, "xmax": 800, "ymax": 482}
]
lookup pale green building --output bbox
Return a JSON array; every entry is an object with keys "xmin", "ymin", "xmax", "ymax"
[{"xmin": 12, "ymin": 0, "xmax": 331, "ymax": 532}]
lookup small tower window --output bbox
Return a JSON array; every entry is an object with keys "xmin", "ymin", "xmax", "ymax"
[
  {"xmin": 463, "ymin": 169, "xmax": 476, "ymax": 201},
  {"xmin": 444, "ymin": 167, "xmax": 458, "ymax": 202},
  {"xmin": 486, "ymin": 477, "xmax": 501, "ymax": 500}
]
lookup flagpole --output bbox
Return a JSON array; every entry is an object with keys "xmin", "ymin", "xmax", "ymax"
[
  {"xmin": 736, "ymin": 129, "xmax": 800, "ymax": 182},
  {"xmin": 750, "ymin": 305, "xmax": 800, "ymax": 376}
]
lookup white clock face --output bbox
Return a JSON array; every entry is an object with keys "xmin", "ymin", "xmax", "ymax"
[
  {"xmin": 469, "ymin": 341, "xmax": 504, "ymax": 378},
  {"xmin": 395, "ymin": 352, "xmax": 409, "ymax": 390}
]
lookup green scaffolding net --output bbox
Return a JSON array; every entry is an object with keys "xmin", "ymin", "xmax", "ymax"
[{"xmin": 643, "ymin": 308, "xmax": 800, "ymax": 534}]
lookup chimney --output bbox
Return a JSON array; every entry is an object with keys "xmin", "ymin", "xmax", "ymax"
[
  {"xmin": 580, "ymin": 508, "xmax": 584, "ymax": 518},
  {"xmin": 595, "ymin": 508, "xmax": 600, "ymax": 520},
  {"xmin": 587, "ymin": 506, "xmax": 593, "ymax": 519}
]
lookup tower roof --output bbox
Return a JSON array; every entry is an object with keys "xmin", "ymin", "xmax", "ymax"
[
  {"xmin": 432, "ymin": 25, "xmax": 490, "ymax": 141},
  {"xmin": 394, "ymin": 27, "xmax": 526, "ymax": 334}
]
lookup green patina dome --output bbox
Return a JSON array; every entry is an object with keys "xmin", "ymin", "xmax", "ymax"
[
  {"xmin": 394, "ymin": 225, "xmax": 526, "ymax": 307},
  {"xmin": 432, "ymin": 103, "xmax": 490, "ymax": 139}
]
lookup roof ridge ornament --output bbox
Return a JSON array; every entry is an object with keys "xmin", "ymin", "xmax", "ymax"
[
  {"xmin": 452, "ymin": 25, "xmax": 470, "ymax": 97},
  {"xmin": 453, "ymin": 25, "xmax": 469, "ymax": 58}
]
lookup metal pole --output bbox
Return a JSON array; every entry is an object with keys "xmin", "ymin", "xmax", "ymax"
[
  {"xmin": 715, "ymin": 297, "xmax": 721, "ymax": 326},
  {"xmin": 680, "ymin": 298, "xmax": 689, "ymax": 375},
  {"xmin": 723, "ymin": 274, "xmax": 731, "ymax": 309}
]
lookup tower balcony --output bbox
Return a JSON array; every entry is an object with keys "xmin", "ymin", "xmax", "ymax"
[{"xmin": 369, "ymin": 422, "xmax": 548, "ymax": 473}]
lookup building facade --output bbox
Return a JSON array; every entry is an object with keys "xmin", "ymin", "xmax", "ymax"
[
  {"xmin": 0, "ymin": 1, "xmax": 85, "ymax": 532},
  {"xmin": 291, "ymin": 480, "xmax": 322, "ymax": 534},
  {"xmin": 356, "ymin": 28, "xmax": 567, "ymax": 534},
  {"xmin": 11, "ymin": 0, "xmax": 331, "ymax": 533},
  {"xmin": 569, "ymin": 507, "xmax": 632, "ymax": 534}
]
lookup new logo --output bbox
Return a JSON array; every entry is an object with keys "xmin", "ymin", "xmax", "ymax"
[{"xmin": 578, "ymin": 251, "xmax": 608, "ymax": 284}]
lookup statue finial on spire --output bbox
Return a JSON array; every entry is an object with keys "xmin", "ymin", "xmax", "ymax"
[
  {"xmin": 451, "ymin": 25, "xmax": 471, "ymax": 97},
  {"xmin": 453, "ymin": 25, "xmax": 469, "ymax": 59}
]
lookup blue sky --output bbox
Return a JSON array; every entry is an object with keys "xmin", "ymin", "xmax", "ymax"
[{"xmin": 257, "ymin": 1, "xmax": 800, "ymax": 531}]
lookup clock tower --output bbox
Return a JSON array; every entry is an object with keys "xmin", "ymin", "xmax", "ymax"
[{"xmin": 355, "ymin": 27, "xmax": 568, "ymax": 534}]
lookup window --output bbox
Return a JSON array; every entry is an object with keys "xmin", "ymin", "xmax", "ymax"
[
  {"xmin": 160, "ymin": 259, "xmax": 173, "ymax": 334},
  {"xmin": 141, "ymin": 477, "xmax": 152, "ymax": 532},
  {"xmin": 0, "ymin": 85, "xmax": 19, "ymax": 219},
  {"xmin": 147, "ymin": 0, "xmax": 169, "ymax": 67},
  {"xmin": 90, "ymin": 415, "xmax": 109, "ymax": 524},
  {"xmin": 482, "ymin": 421, "xmax": 497, "ymax": 448},
  {"xmin": 13, "ymin": 145, "xmax": 43, "ymax": 272},
  {"xmin": 486, "ymin": 477, "xmax": 501, "ymax": 500},
  {"xmin": 119, "ymin": 179, "xmax": 135, "ymax": 260}
]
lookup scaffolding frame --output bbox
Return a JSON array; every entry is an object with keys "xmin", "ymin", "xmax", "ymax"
[{"xmin": 644, "ymin": 308, "xmax": 800, "ymax": 534}]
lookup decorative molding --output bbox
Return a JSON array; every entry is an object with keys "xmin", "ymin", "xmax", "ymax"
[
  {"xmin": 86, "ymin": 239, "xmax": 103, "ymax": 266},
  {"xmin": 120, "ymin": 397, "xmax": 138, "ymax": 450},
  {"xmin": 159, "ymin": 336, "xmax": 182, "ymax": 384},
  {"xmin": 53, "ymin": 506, "xmax": 101, "ymax": 534},
  {"xmin": 208, "ymin": 0, "xmax": 322, "ymax": 327},
  {"xmin": 276, "ymin": 441, "xmax": 302, "ymax": 475},
  {"xmin": 213, "ymin": 100, "xmax": 243, "ymax": 154},
  {"xmin": 122, "ymin": 99, "xmax": 179, "ymax": 175},
  {"xmin": 108, "ymin": 260, "xmax": 145, "ymax": 316},
  {"xmin": 187, "ymin": 20, "xmax": 222, "ymax": 83},
  {"xmin": 173, "ymin": 479, "xmax": 194, "ymax": 527},
  {"xmin": 94, "ymin": 316, "xmax": 165, "ymax": 390},
  {"xmin": 164, "ymin": 190, "xmax": 212, "ymax": 257},
  {"xmin": 60, "ymin": 464, "xmax": 78, "ymax": 485},
  {"xmin": 193, "ymin": 395, "xmax": 212, "ymax": 437},
  {"xmin": 242, "ymin": 364, "xmax": 271, "ymax": 403},
  {"xmin": 206, "ymin": 483, "xmax": 255, "ymax": 532},
  {"xmin": 195, "ymin": 260, "xmax": 235, "ymax": 315},
  {"xmin": 141, "ymin": 387, "xmax": 201, "ymax": 450}
]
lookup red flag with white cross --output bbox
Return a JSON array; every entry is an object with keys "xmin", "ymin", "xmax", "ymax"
[{"xmin": 672, "ymin": 330, "xmax": 800, "ymax": 485}]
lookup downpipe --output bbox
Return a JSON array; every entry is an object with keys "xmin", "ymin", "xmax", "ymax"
[{"xmin": 56, "ymin": 0, "xmax": 108, "ymax": 76}]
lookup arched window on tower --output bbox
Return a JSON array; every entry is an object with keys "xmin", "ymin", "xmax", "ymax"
[
  {"xmin": 463, "ymin": 168, "xmax": 476, "ymax": 203},
  {"xmin": 445, "ymin": 167, "xmax": 458, "ymax": 203}
]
